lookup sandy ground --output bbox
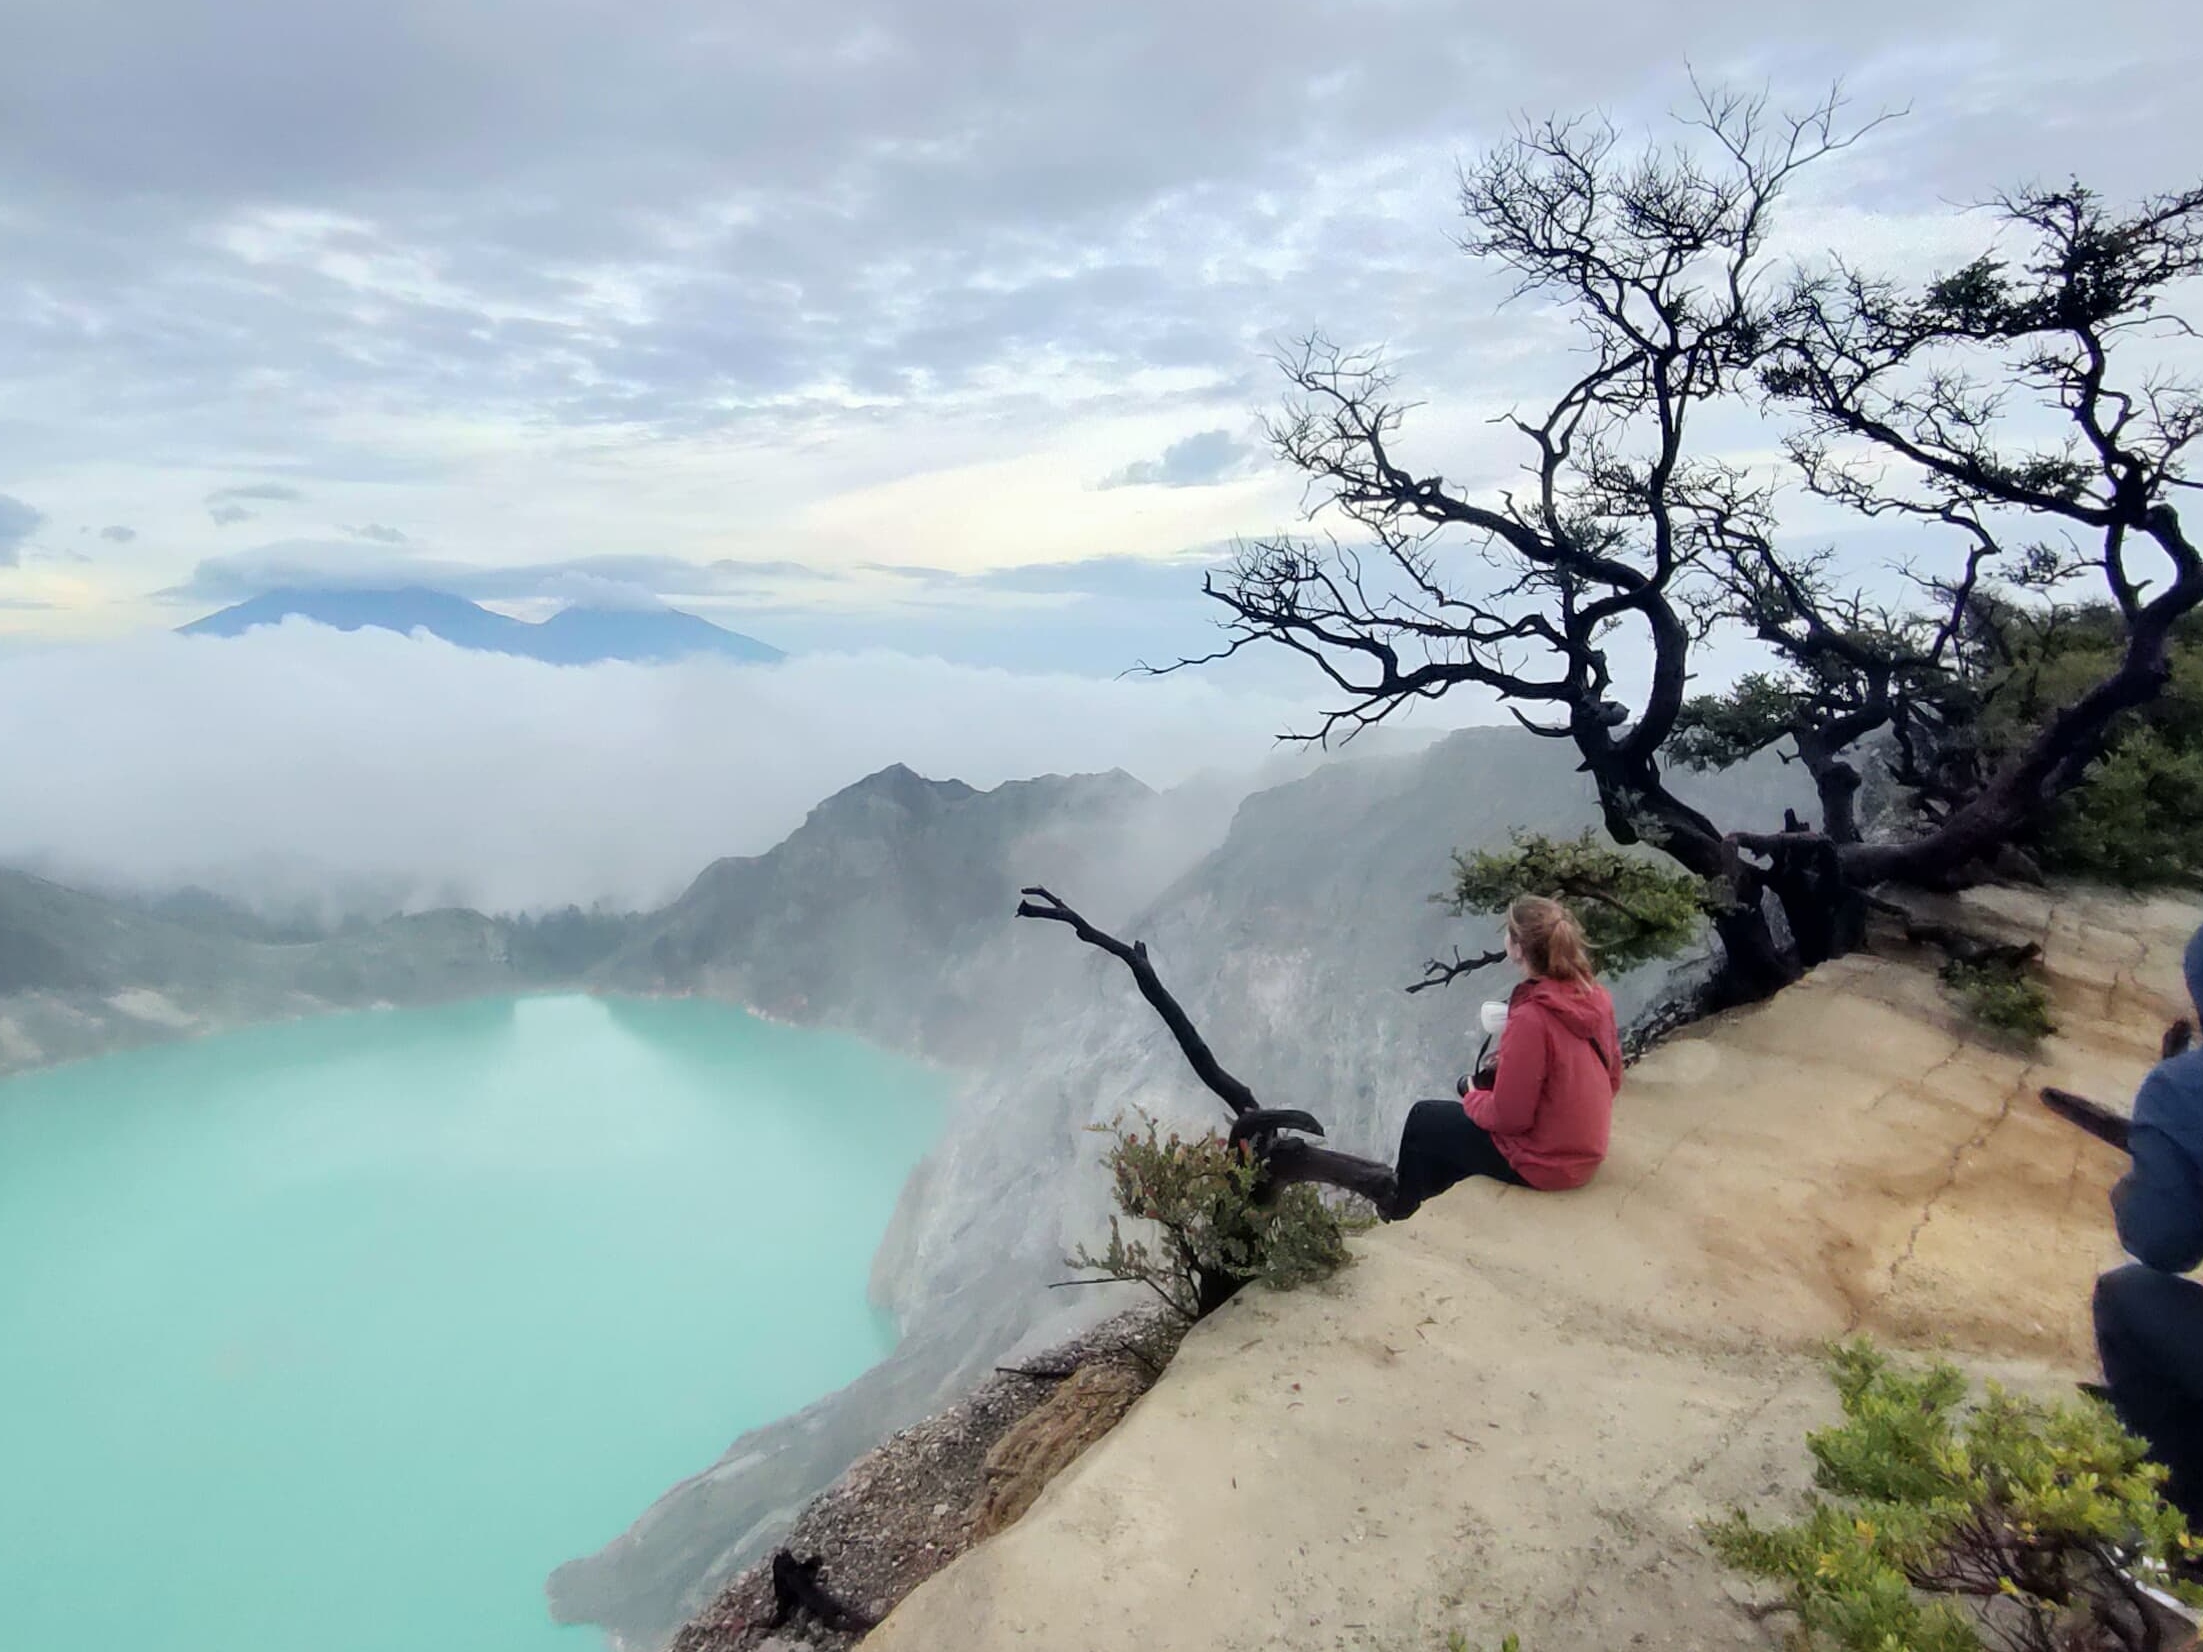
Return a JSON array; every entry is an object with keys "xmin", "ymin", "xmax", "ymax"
[{"xmin": 858, "ymin": 887, "xmax": 2200, "ymax": 1652}]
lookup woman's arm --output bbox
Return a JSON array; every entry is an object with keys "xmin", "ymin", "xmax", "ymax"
[{"xmin": 1466, "ymin": 1002, "xmax": 1547, "ymax": 1135}]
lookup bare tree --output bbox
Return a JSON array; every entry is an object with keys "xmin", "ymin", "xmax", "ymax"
[
  {"xmin": 1171, "ymin": 84, "xmax": 2203, "ymax": 1000},
  {"xmin": 1763, "ymin": 181, "xmax": 2203, "ymax": 888}
]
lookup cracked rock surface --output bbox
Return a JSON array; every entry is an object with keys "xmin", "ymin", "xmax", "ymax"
[{"xmin": 857, "ymin": 885, "xmax": 2200, "ymax": 1652}]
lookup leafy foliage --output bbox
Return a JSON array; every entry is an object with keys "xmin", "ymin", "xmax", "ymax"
[
  {"xmin": 1671, "ymin": 673, "xmax": 1820, "ymax": 770},
  {"xmin": 1940, "ymin": 956, "xmax": 2057, "ymax": 1042},
  {"xmin": 1066, "ymin": 1112, "xmax": 1360, "ymax": 1320},
  {"xmin": 1708, "ymin": 1340, "xmax": 2200, "ymax": 1652},
  {"xmin": 1961, "ymin": 604, "xmax": 2203, "ymax": 887},
  {"xmin": 2041, "ymin": 728, "xmax": 2203, "ymax": 886},
  {"xmin": 1445, "ymin": 830, "xmax": 1710, "ymax": 975},
  {"xmin": 1676, "ymin": 601, "xmax": 2203, "ymax": 891}
]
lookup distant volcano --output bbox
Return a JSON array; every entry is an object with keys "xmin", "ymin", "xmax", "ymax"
[{"xmin": 179, "ymin": 586, "xmax": 784, "ymax": 665}]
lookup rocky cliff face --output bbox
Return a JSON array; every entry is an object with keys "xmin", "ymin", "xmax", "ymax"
[
  {"xmin": 595, "ymin": 763, "xmax": 1178, "ymax": 1064},
  {"xmin": 551, "ymin": 726, "xmax": 1809, "ymax": 1648},
  {"xmin": 857, "ymin": 882, "xmax": 2192, "ymax": 1652}
]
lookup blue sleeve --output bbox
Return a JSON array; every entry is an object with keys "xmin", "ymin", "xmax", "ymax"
[{"xmin": 2114, "ymin": 1067, "xmax": 2203, "ymax": 1274}]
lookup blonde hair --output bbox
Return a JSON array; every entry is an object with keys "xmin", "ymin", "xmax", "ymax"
[{"xmin": 1507, "ymin": 895, "xmax": 1597, "ymax": 986}]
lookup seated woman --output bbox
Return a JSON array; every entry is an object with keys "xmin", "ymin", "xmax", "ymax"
[{"xmin": 1384, "ymin": 895, "xmax": 1621, "ymax": 1220}]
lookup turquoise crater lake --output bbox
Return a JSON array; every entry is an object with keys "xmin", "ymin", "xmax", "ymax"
[{"xmin": 0, "ymin": 994, "xmax": 947, "ymax": 1652}]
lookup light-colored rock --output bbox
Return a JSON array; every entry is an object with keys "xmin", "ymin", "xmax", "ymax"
[
  {"xmin": 969, "ymin": 1360, "xmax": 1148, "ymax": 1540},
  {"xmin": 864, "ymin": 887, "xmax": 2196, "ymax": 1652}
]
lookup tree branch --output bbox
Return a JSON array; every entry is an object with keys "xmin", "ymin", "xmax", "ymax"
[
  {"xmin": 1017, "ymin": 886, "xmax": 1260, "ymax": 1116},
  {"xmin": 1406, "ymin": 947, "xmax": 1508, "ymax": 994},
  {"xmin": 1018, "ymin": 888, "xmax": 1401, "ymax": 1212}
]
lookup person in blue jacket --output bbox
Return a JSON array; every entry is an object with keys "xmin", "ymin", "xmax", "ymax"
[{"xmin": 2093, "ymin": 925, "xmax": 2203, "ymax": 1523}]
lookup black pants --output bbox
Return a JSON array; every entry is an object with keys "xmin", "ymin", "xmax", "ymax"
[
  {"xmin": 2094, "ymin": 1263, "xmax": 2203, "ymax": 1522},
  {"xmin": 1388, "ymin": 1098, "xmax": 1527, "ymax": 1220}
]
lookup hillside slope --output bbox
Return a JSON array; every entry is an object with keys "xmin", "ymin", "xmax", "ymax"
[
  {"xmin": 595, "ymin": 764, "xmax": 1170, "ymax": 1062},
  {"xmin": 858, "ymin": 884, "xmax": 2189, "ymax": 1652},
  {"xmin": 0, "ymin": 869, "xmax": 537, "ymax": 1073}
]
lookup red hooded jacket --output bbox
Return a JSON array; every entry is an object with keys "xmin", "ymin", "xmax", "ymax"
[{"xmin": 1462, "ymin": 975, "xmax": 1621, "ymax": 1190}]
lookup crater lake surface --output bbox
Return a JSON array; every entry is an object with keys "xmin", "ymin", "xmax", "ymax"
[{"xmin": 0, "ymin": 993, "xmax": 948, "ymax": 1652}]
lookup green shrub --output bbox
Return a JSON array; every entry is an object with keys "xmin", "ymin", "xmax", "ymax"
[
  {"xmin": 1941, "ymin": 956, "xmax": 2056, "ymax": 1042},
  {"xmin": 2040, "ymin": 727, "xmax": 2203, "ymax": 888},
  {"xmin": 1707, "ymin": 1340, "xmax": 2200, "ymax": 1652},
  {"xmin": 1972, "ymin": 604, "xmax": 2203, "ymax": 888},
  {"xmin": 1066, "ymin": 1112, "xmax": 1359, "ymax": 1320}
]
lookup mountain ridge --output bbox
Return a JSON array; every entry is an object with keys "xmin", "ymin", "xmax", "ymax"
[
  {"xmin": 0, "ymin": 764, "xmax": 1177, "ymax": 1076},
  {"xmin": 597, "ymin": 764, "xmax": 1166, "ymax": 1061},
  {"xmin": 178, "ymin": 584, "xmax": 784, "ymax": 665},
  {"xmin": 0, "ymin": 865, "xmax": 543, "ymax": 1071}
]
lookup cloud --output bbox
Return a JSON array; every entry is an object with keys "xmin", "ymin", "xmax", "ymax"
[
  {"xmin": 537, "ymin": 571, "xmax": 666, "ymax": 611},
  {"xmin": 6, "ymin": 3, "xmax": 2185, "ymax": 488},
  {"xmin": 160, "ymin": 542, "xmax": 832, "ymax": 606},
  {"xmin": 2, "ymin": 7, "xmax": 2196, "ymax": 630},
  {"xmin": 343, "ymin": 522, "xmax": 408, "ymax": 544},
  {"xmin": 0, "ymin": 623, "xmax": 1346, "ymax": 914},
  {"xmin": 860, "ymin": 548, "xmax": 1228, "ymax": 601},
  {"xmin": 99, "ymin": 524, "xmax": 137, "ymax": 543},
  {"xmin": 0, "ymin": 495, "xmax": 45, "ymax": 565},
  {"xmin": 1097, "ymin": 429, "xmax": 1256, "ymax": 490},
  {"xmin": 207, "ymin": 483, "xmax": 306, "ymax": 504},
  {"xmin": 203, "ymin": 484, "xmax": 303, "ymax": 525}
]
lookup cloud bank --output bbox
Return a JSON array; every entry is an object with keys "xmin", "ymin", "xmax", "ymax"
[
  {"xmin": 0, "ymin": 495, "xmax": 46, "ymax": 565},
  {"xmin": 0, "ymin": 625, "xmax": 1349, "ymax": 916},
  {"xmin": 164, "ymin": 542, "xmax": 830, "ymax": 606},
  {"xmin": 1097, "ymin": 429, "xmax": 1255, "ymax": 489}
]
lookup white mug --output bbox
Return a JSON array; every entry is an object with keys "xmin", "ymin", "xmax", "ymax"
[{"xmin": 1479, "ymin": 1000, "xmax": 1509, "ymax": 1036}]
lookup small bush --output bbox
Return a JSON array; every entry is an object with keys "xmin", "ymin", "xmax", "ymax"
[
  {"xmin": 1066, "ymin": 1112, "xmax": 1359, "ymax": 1320},
  {"xmin": 2042, "ymin": 727, "xmax": 2203, "ymax": 888},
  {"xmin": 1707, "ymin": 1339, "xmax": 2200, "ymax": 1652},
  {"xmin": 1973, "ymin": 604, "xmax": 2203, "ymax": 889},
  {"xmin": 1942, "ymin": 956, "xmax": 2056, "ymax": 1042},
  {"xmin": 1447, "ymin": 829, "xmax": 1709, "ymax": 975}
]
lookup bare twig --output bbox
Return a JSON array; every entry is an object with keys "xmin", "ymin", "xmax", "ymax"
[
  {"xmin": 1019, "ymin": 887, "xmax": 1400, "ymax": 1210},
  {"xmin": 1017, "ymin": 885, "xmax": 1260, "ymax": 1117},
  {"xmin": 1407, "ymin": 947, "xmax": 1508, "ymax": 995}
]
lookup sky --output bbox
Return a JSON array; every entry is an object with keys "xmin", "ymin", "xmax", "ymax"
[
  {"xmin": 0, "ymin": 2, "xmax": 2198, "ymax": 914},
  {"xmin": 2, "ymin": 0, "xmax": 2197, "ymax": 670}
]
